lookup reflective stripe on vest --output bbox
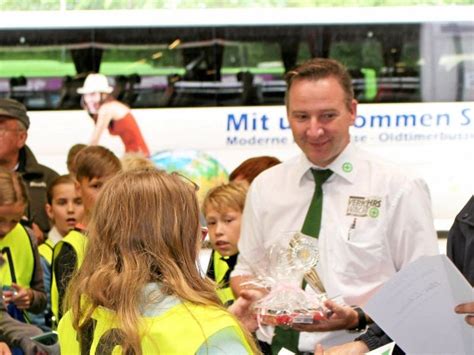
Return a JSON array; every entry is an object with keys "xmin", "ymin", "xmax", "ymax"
[
  {"xmin": 213, "ymin": 251, "xmax": 235, "ymax": 305},
  {"xmin": 51, "ymin": 230, "xmax": 87, "ymax": 321},
  {"xmin": 38, "ymin": 238, "xmax": 55, "ymax": 266},
  {"xmin": 58, "ymin": 301, "xmax": 252, "ymax": 354},
  {"xmin": 0, "ymin": 223, "xmax": 35, "ymax": 289}
]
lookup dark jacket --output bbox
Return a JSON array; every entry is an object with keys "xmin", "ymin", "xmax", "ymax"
[
  {"xmin": 0, "ymin": 292, "xmax": 58, "ymax": 354},
  {"xmin": 17, "ymin": 145, "xmax": 59, "ymax": 233},
  {"xmin": 0, "ymin": 294, "xmax": 42, "ymax": 352},
  {"xmin": 447, "ymin": 196, "xmax": 474, "ymax": 286},
  {"xmin": 356, "ymin": 323, "xmax": 404, "ymax": 355}
]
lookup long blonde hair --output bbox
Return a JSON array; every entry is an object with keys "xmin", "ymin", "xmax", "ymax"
[{"xmin": 66, "ymin": 169, "xmax": 256, "ymax": 354}]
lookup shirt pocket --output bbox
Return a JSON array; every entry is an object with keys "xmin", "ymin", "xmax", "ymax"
[{"xmin": 328, "ymin": 217, "xmax": 386, "ymax": 278}]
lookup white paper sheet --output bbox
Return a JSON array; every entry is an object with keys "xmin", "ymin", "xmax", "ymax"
[{"xmin": 364, "ymin": 255, "xmax": 473, "ymax": 355}]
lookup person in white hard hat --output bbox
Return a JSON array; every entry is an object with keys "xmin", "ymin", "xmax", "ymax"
[{"xmin": 78, "ymin": 73, "xmax": 150, "ymax": 156}]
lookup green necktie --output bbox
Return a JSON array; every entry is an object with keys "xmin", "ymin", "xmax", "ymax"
[
  {"xmin": 271, "ymin": 168, "xmax": 333, "ymax": 354},
  {"xmin": 301, "ymin": 169, "xmax": 333, "ymax": 238}
]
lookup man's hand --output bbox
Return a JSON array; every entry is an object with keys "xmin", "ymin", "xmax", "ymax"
[
  {"xmin": 455, "ymin": 301, "xmax": 474, "ymax": 326},
  {"xmin": 230, "ymin": 275, "xmax": 256, "ymax": 297},
  {"xmin": 228, "ymin": 289, "xmax": 265, "ymax": 332},
  {"xmin": 292, "ymin": 299, "xmax": 359, "ymax": 332},
  {"xmin": 10, "ymin": 283, "xmax": 32, "ymax": 310},
  {"xmin": 314, "ymin": 341, "xmax": 369, "ymax": 355}
]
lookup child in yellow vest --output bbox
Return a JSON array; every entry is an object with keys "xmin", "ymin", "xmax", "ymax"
[
  {"xmin": 51, "ymin": 146, "xmax": 121, "ymax": 322},
  {"xmin": 0, "ymin": 168, "xmax": 46, "ymax": 321},
  {"xmin": 31, "ymin": 175, "xmax": 84, "ymax": 330},
  {"xmin": 202, "ymin": 183, "xmax": 248, "ymax": 307},
  {"xmin": 58, "ymin": 169, "xmax": 258, "ymax": 354}
]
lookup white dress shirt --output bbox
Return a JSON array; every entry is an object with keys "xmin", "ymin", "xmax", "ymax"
[{"xmin": 232, "ymin": 141, "xmax": 439, "ymax": 350}]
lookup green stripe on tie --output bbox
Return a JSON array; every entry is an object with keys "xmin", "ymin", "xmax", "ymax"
[{"xmin": 301, "ymin": 169, "xmax": 333, "ymax": 238}]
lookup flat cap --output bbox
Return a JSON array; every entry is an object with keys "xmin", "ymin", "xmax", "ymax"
[{"xmin": 0, "ymin": 98, "xmax": 30, "ymax": 129}]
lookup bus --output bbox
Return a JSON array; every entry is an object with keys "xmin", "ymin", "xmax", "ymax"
[{"xmin": 0, "ymin": 6, "xmax": 473, "ymax": 232}]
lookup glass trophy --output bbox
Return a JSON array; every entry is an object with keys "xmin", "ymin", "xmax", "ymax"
[
  {"xmin": 250, "ymin": 231, "xmax": 328, "ymax": 330},
  {"xmin": 287, "ymin": 232, "xmax": 326, "ymax": 295}
]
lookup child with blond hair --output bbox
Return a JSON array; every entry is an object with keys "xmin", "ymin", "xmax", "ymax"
[
  {"xmin": 202, "ymin": 183, "xmax": 248, "ymax": 307},
  {"xmin": 0, "ymin": 168, "xmax": 46, "ymax": 314}
]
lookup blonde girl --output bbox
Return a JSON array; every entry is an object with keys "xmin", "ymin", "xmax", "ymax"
[
  {"xmin": 58, "ymin": 169, "xmax": 258, "ymax": 354},
  {"xmin": 0, "ymin": 168, "xmax": 46, "ymax": 319}
]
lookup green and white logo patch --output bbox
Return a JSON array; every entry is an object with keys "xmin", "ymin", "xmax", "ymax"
[
  {"xmin": 346, "ymin": 196, "xmax": 382, "ymax": 218},
  {"xmin": 368, "ymin": 207, "xmax": 380, "ymax": 218},
  {"xmin": 342, "ymin": 162, "xmax": 353, "ymax": 173}
]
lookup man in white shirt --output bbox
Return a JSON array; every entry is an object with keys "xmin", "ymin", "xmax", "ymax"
[{"xmin": 230, "ymin": 58, "xmax": 439, "ymax": 353}]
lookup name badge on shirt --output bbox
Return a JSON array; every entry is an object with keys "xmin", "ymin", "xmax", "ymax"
[{"xmin": 346, "ymin": 196, "xmax": 382, "ymax": 218}]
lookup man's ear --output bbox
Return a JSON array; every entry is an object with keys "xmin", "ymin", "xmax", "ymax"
[
  {"xmin": 349, "ymin": 99, "xmax": 357, "ymax": 125},
  {"xmin": 16, "ymin": 130, "xmax": 28, "ymax": 149}
]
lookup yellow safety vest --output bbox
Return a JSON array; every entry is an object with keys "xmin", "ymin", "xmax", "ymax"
[
  {"xmin": 38, "ymin": 238, "xmax": 55, "ymax": 266},
  {"xmin": 58, "ymin": 301, "xmax": 252, "ymax": 354},
  {"xmin": 213, "ymin": 251, "xmax": 236, "ymax": 305},
  {"xmin": 51, "ymin": 230, "xmax": 87, "ymax": 321},
  {"xmin": 0, "ymin": 223, "xmax": 35, "ymax": 289}
]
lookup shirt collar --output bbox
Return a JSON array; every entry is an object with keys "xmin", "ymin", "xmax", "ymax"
[
  {"xmin": 47, "ymin": 226, "xmax": 63, "ymax": 245},
  {"xmin": 327, "ymin": 141, "xmax": 358, "ymax": 184},
  {"xmin": 296, "ymin": 141, "xmax": 358, "ymax": 185}
]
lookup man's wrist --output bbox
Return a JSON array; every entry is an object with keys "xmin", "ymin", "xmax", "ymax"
[{"xmin": 348, "ymin": 306, "xmax": 367, "ymax": 332}]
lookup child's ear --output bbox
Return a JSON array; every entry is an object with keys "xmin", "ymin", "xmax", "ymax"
[{"xmin": 45, "ymin": 203, "xmax": 54, "ymax": 221}]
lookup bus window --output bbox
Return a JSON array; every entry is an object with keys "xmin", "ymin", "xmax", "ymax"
[
  {"xmin": 0, "ymin": 8, "xmax": 472, "ymax": 109},
  {"xmin": 296, "ymin": 41, "xmax": 312, "ymax": 65},
  {"xmin": 421, "ymin": 22, "xmax": 474, "ymax": 102},
  {"xmin": 0, "ymin": 47, "xmax": 75, "ymax": 109},
  {"xmin": 99, "ymin": 46, "xmax": 183, "ymax": 108}
]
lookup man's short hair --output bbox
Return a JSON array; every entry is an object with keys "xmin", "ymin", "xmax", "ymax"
[
  {"xmin": 0, "ymin": 98, "xmax": 30, "ymax": 130},
  {"xmin": 284, "ymin": 58, "xmax": 354, "ymax": 110}
]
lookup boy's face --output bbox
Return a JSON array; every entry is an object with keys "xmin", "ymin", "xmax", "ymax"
[
  {"xmin": 46, "ymin": 182, "xmax": 84, "ymax": 237},
  {"xmin": 75, "ymin": 175, "xmax": 112, "ymax": 219},
  {"xmin": 205, "ymin": 207, "xmax": 241, "ymax": 257}
]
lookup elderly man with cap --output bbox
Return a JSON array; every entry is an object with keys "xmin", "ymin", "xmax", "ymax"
[{"xmin": 0, "ymin": 98, "xmax": 59, "ymax": 242}]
